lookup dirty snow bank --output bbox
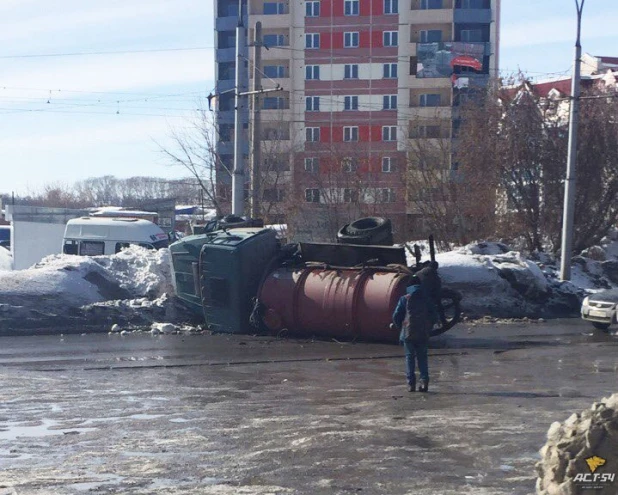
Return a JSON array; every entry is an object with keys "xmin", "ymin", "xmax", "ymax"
[
  {"xmin": 0, "ymin": 247, "xmax": 12, "ymax": 271},
  {"xmin": 438, "ymin": 243, "xmax": 577, "ymax": 318},
  {"xmin": 0, "ymin": 246, "xmax": 194, "ymax": 334},
  {"xmin": 407, "ymin": 241, "xmax": 588, "ymax": 318},
  {"xmin": 536, "ymin": 393, "xmax": 618, "ymax": 494}
]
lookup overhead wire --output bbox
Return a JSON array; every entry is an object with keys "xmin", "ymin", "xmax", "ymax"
[{"xmin": 0, "ymin": 46, "xmax": 215, "ymax": 59}]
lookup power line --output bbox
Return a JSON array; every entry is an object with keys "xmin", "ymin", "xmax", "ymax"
[
  {"xmin": 0, "ymin": 85, "xmax": 207, "ymax": 97},
  {"xmin": 0, "ymin": 46, "xmax": 215, "ymax": 59},
  {"xmin": 0, "ymin": 106, "xmax": 194, "ymax": 118}
]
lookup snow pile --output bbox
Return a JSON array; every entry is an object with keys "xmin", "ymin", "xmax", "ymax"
[
  {"xmin": 0, "ymin": 255, "xmax": 118, "ymax": 305},
  {"xmin": 536, "ymin": 394, "xmax": 618, "ymax": 494},
  {"xmin": 0, "ymin": 247, "xmax": 12, "ymax": 271},
  {"xmin": 89, "ymin": 245, "xmax": 174, "ymax": 298},
  {"xmin": 434, "ymin": 243, "xmax": 555, "ymax": 317},
  {"xmin": 0, "ymin": 247, "xmax": 193, "ymax": 334}
]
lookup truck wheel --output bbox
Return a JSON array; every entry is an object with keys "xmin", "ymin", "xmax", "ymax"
[{"xmin": 430, "ymin": 288, "xmax": 462, "ymax": 337}]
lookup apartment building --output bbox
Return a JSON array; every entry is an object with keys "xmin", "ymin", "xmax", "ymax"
[{"xmin": 214, "ymin": 0, "xmax": 501, "ymax": 241}]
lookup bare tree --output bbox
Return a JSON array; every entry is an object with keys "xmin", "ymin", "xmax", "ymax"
[
  {"xmin": 454, "ymin": 76, "xmax": 618, "ymax": 254},
  {"xmin": 159, "ymin": 106, "xmax": 227, "ymax": 216},
  {"xmin": 287, "ymin": 140, "xmax": 404, "ymax": 242}
]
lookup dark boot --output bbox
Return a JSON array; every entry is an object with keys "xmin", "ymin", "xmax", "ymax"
[
  {"xmin": 407, "ymin": 379, "xmax": 416, "ymax": 392},
  {"xmin": 419, "ymin": 379, "xmax": 429, "ymax": 393}
]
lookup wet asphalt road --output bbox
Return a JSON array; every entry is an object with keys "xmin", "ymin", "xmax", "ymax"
[{"xmin": 0, "ymin": 319, "xmax": 616, "ymax": 495}]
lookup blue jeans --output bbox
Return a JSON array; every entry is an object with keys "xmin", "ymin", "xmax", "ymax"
[{"xmin": 403, "ymin": 341, "xmax": 429, "ymax": 384}]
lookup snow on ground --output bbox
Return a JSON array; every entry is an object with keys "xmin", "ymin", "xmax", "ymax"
[
  {"xmin": 0, "ymin": 247, "xmax": 12, "ymax": 271},
  {"xmin": 404, "ymin": 239, "xmax": 617, "ymax": 318},
  {"xmin": 0, "ymin": 246, "xmax": 194, "ymax": 335},
  {"xmin": 2, "ymin": 235, "xmax": 618, "ymax": 334}
]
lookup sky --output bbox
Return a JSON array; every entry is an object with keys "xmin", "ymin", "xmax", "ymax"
[{"xmin": 1, "ymin": 0, "xmax": 617, "ymax": 197}]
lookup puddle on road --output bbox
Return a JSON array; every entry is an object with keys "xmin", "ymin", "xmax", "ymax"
[
  {"xmin": 129, "ymin": 414, "xmax": 164, "ymax": 420},
  {"xmin": 70, "ymin": 473, "xmax": 125, "ymax": 492},
  {"xmin": 0, "ymin": 448, "xmax": 33, "ymax": 461},
  {"xmin": 0, "ymin": 419, "xmax": 96, "ymax": 441}
]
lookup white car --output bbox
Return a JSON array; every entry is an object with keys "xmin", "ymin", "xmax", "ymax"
[{"xmin": 581, "ymin": 290, "xmax": 618, "ymax": 330}]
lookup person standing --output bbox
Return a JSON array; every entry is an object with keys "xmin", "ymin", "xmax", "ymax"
[{"xmin": 392, "ymin": 276, "xmax": 439, "ymax": 392}]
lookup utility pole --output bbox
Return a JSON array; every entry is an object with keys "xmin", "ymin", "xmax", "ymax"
[
  {"xmin": 232, "ymin": 0, "xmax": 247, "ymax": 216},
  {"xmin": 249, "ymin": 22, "xmax": 262, "ymax": 219},
  {"xmin": 560, "ymin": 0, "xmax": 585, "ymax": 280}
]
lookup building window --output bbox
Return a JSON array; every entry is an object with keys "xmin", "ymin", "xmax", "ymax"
[
  {"xmin": 263, "ymin": 2, "xmax": 286, "ymax": 14},
  {"xmin": 460, "ymin": 29, "xmax": 483, "ymax": 42},
  {"xmin": 305, "ymin": 188, "xmax": 320, "ymax": 203},
  {"xmin": 306, "ymin": 33, "xmax": 320, "ymax": 49},
  {"xmin": 379, "ymin": 188, "xmax": 396, "ymax": 203},
  {"xmin": 305, "ymin": 65, "xmax": 320, "ymax": 80},
  {"xmin": 457, "ymin": 0, "xmax": 487, "ymax": 9},
  {"xmin": 420, "ymin": 93, "xmax": 441, "ymax": 107},
  {"xmin": 306, "ymin": 96, "xmax": 320, "ymax": 111},
  {"xmin": 344, "ymin": 64, "xmax": 359, "ymax": 79},
  {"xmin": 383, "ymin": 31, "xmax": 398, "ymax": 47},
  {"xmin": 410, "ymin": 56, "xmax": 418, "ymax": 75},
  {"xmin": 344, "ymin": 0, "xmax": 359, "ymax": 15},
  {"xmin": 344, "ymin": 95, "xmax": 358, "ymax": 110},
  {"xmin": 306, "ymin": 0, "xmax": 320, "ymax": 16},
  {"xmin": 382, "ymin": 126, "xmax": 397, "ymax": 141},
  {"xmin": 412, "ymin": 125, "xmax": 441, "ymax": 138},
  {"xmin": 421, "ymin": 0, "xmax": 443, "ymax": 9},
  {"xmin": 382, "ymin": 157, "xmax": 394, "ymax": 173},
  {"xmin": 344, "ymin": 32, "xmax": 359, "ymax": 48},
  {"xmin": 305, "ymin": 157, "xmax": 319, "ymax": 173},
  {"xmin": 384, "ymin": 0, "xmax": 398, "ymax": 14},
  {"xmin": 420, "ymin": 29, "xmax": 442, "ymax": 43},
  {"xmin": 344, "ymin": 188, "xmax": 359, "ymax": 203},
  {"xmin": 264, "ymin": 155, "xmax": 290, "ymax": 171},
  {"xmin": 383, "ymin": 63, "xmax": 398, "ymax": 78},
  {"xmin": 263, "ymin": 127, "xmax": 290, "ymax": 140},
  {"xmin": 263, "ymin": 188, "xmax": 285, "ymax": 202},
  {"xmin": 383, "ymin": 95, "xmax": 397, "ymax": 110},
  {"xmin": 306, "ymin": 127, "xmax": 320, "ymax": 142},
  {"xmin": 344, "ymin": 126, "xmax": 359, "ymax": 142},
  {"xmin": 342, "ymin": 157, "xmax": 358, "ymax": 172},
  {"xmin": 264, "ymin": 65, "xmax": 285, "ymax": 78},
  {"xmin": 263, "ymin": 34, "xmax": 286, "ymax": 47},
  {"xmin": 263, "ymin": 97, "xmax": 286, "ymax": 109}
]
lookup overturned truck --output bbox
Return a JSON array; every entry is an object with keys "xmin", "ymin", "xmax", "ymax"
[{"xmin": 169, "ymin": 217, "xmax": 461, "ymax": 342}]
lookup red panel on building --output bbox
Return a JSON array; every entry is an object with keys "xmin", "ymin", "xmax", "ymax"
[
  {"xmin": 330, "ymin": 31, "xmax": 342, "ymax": 49},
  {"xmin": 371, "ymin": 0, "xmax": 383, "ymax": 16},
  {"xmin": 332, "ymin": 0, "xmax": 344, "ymax": 17},
  {"xmin": 372, "ymin": 30, "xmax": 383, "ymax": 48},
  {"xmin": 359, "ymin": 31, "xmax": 372, "ymax": 49},
  {"xmin": 321, "ymin": 31, "xmax": 332, "ymax": 50},
  {"xmin": 359, "ymin": 126, "xmax": 372, "ymax": 142},
  {"xmin": 370, "ymin": 126, "xmax": 383, "ymax": 142},
  {"xmin": 331, "ymin": 126, "xmax": 342, "ymax": 143},
  {"xmin": 321, "ymin": 0, "xmax": 332, "ymax": 17}
]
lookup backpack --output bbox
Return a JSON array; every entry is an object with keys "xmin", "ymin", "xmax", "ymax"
[{"xmin": 400, "ymin": 287, "xmax": 433, "ymax": 343}]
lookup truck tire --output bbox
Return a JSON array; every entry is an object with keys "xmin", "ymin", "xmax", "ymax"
[{"xmin": 346, "ymin": 217, "xmax": 390, "ymax": 236}]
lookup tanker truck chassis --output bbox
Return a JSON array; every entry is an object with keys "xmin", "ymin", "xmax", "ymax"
[{"xmin": 169, "ymin": 218, "xmax": 461, "ymax": 343}]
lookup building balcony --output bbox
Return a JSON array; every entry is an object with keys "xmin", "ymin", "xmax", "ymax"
[
  {"xmin": 454, "ymin": 8, "xmax": 492, "ymax": 24},
  {"xmin": 215, "ymin": 16, "xmax": 239, "ymax": 32},
  {"xmin": 216, "ymin": 79, "xmax": 235, "ymax": 92},
  {"xmin": 407, "ymin": 107, "xmax": 452, "ymax": 119},
  {"xmin": 215, "ymin": 47, "xmax": 237, "ymax": 63},
  {"xmin": 250, "ymin": 14, "xmax": 291, "ymax": 29}
]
